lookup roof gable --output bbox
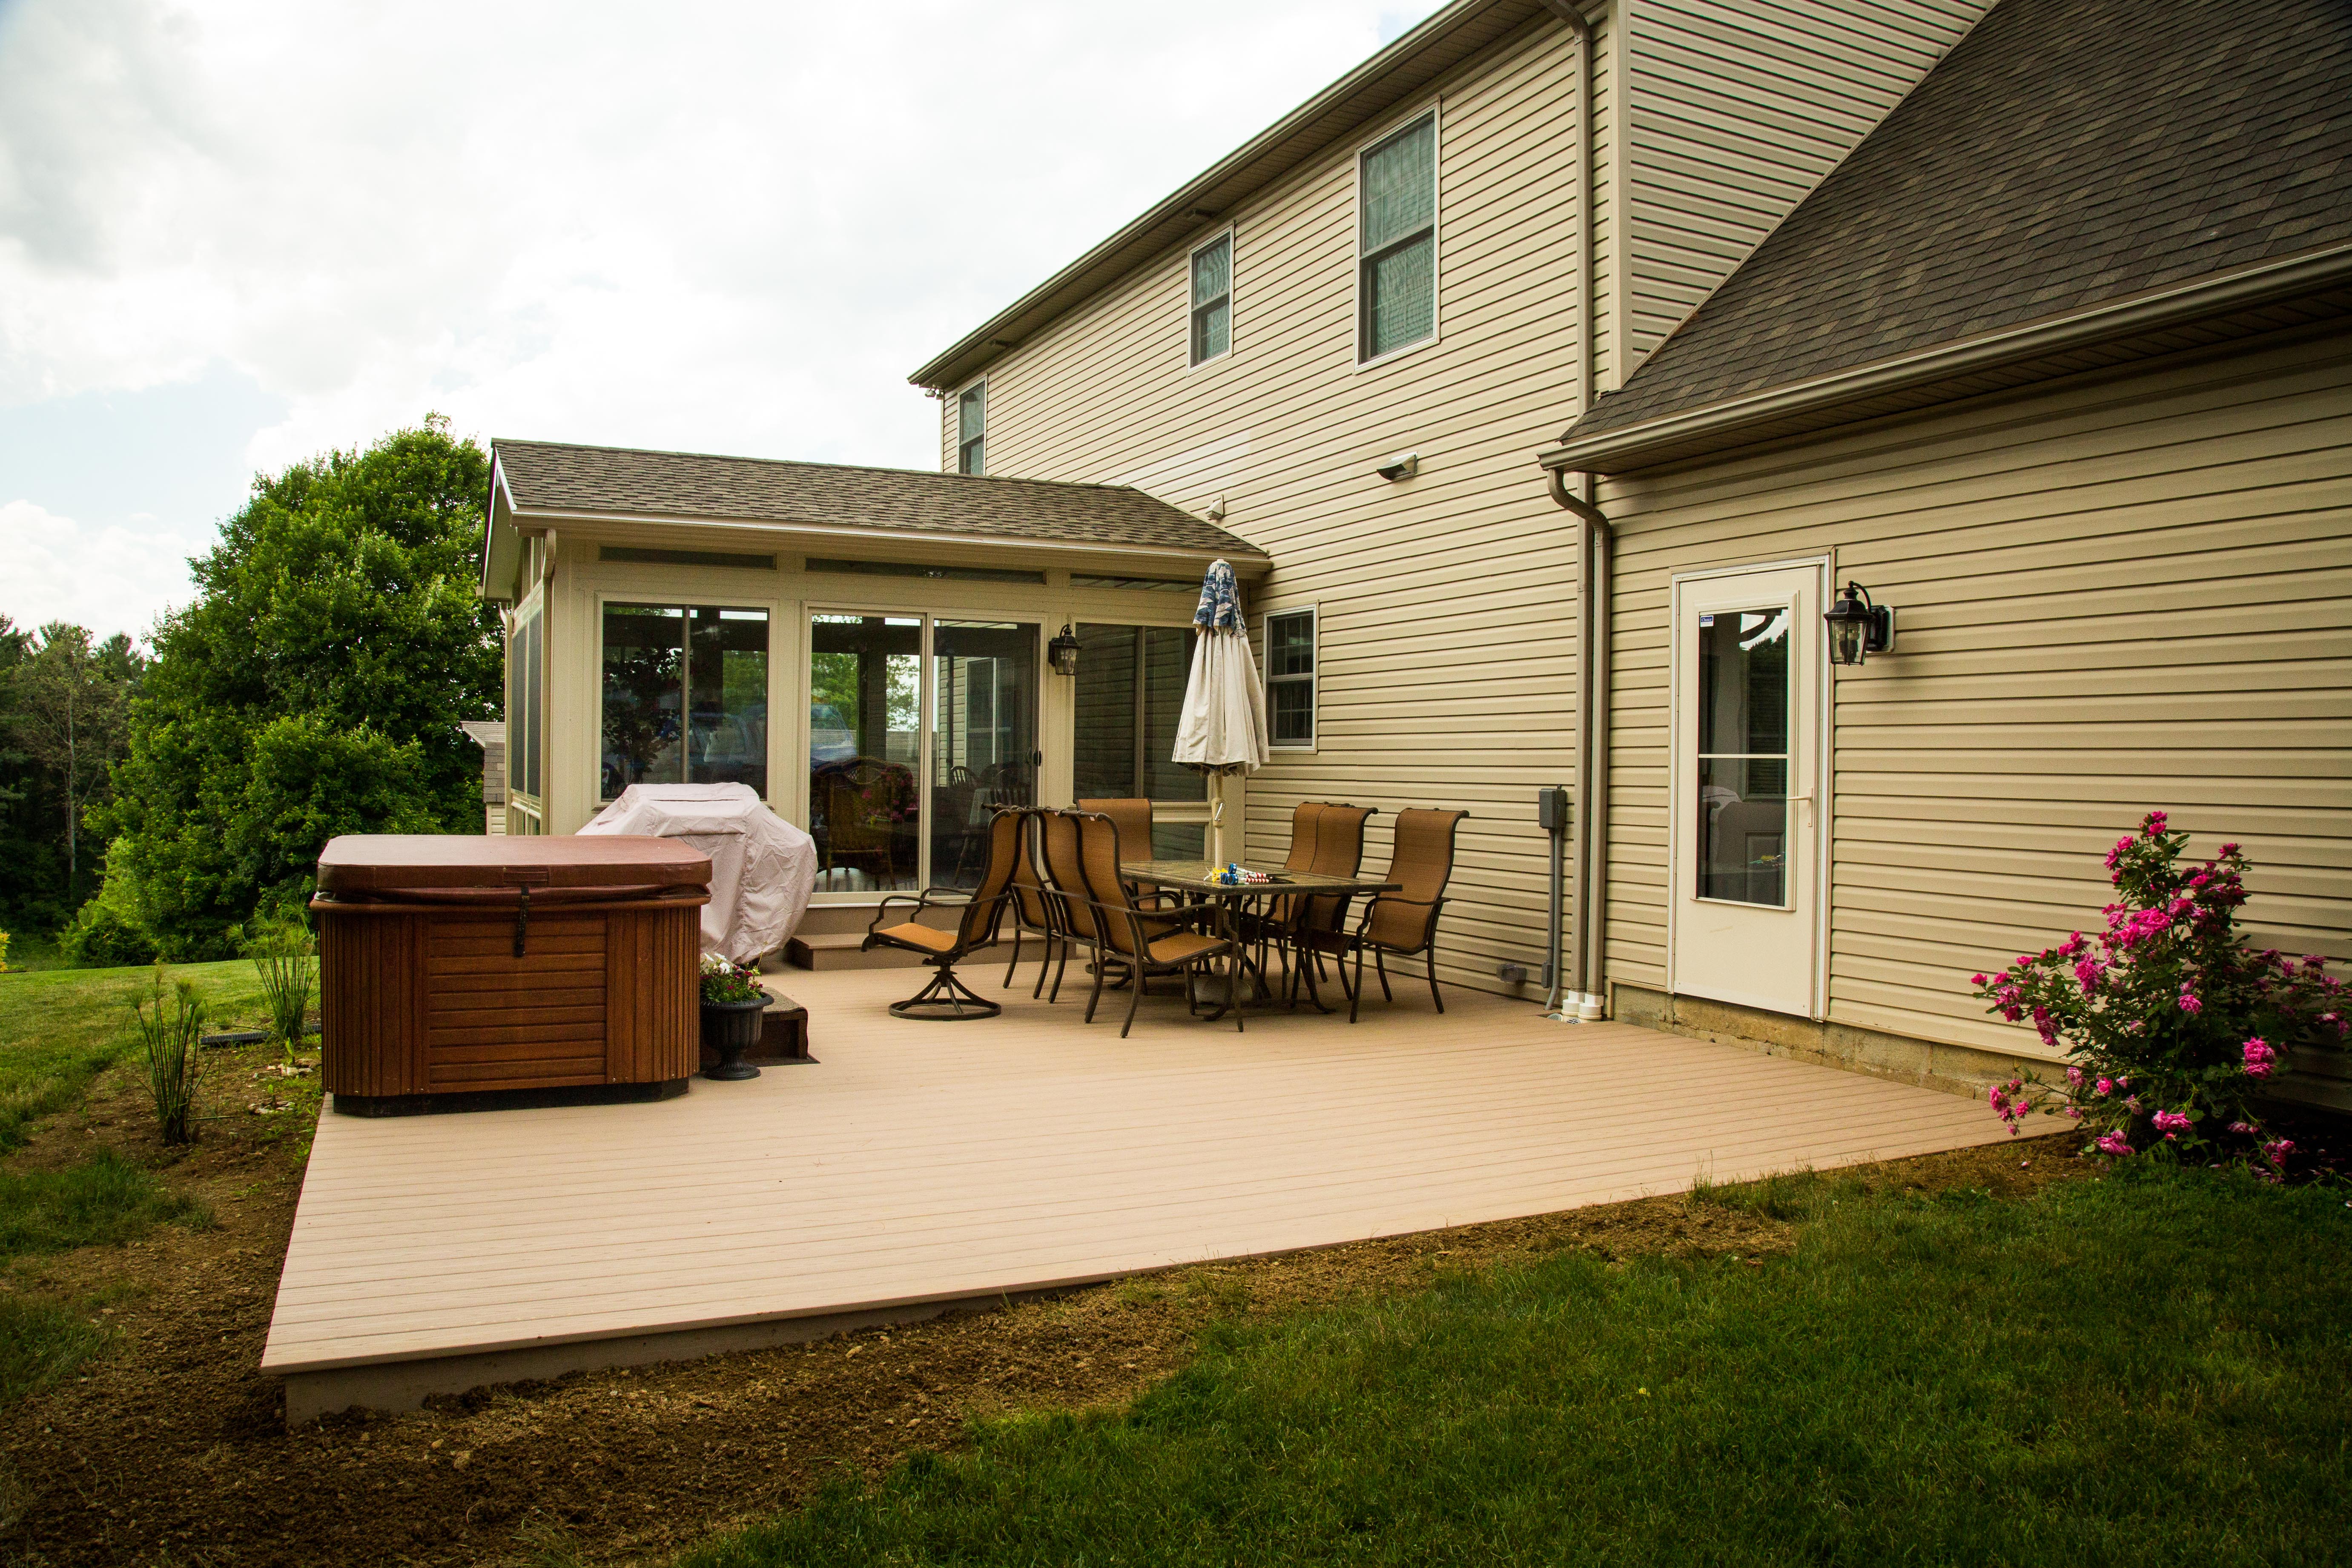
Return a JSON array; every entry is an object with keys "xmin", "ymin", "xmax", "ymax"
[{"xmin": 1556, "ymin": 0, "xmax": 2352, "ymax": 459}]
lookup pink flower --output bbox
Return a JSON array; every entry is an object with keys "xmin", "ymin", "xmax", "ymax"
[
  {"xmin": 2177, "ymin": 992, "xmax": 2202, "ymax": 1014},
  {"xmin": 2063, "ymin": 1106, "xmax": 2083, "ymax": 1119},
  {"xmin": 2096, "ymin": 1131, "xmax": 2134, "ymax": 1157},
  {"xmin": 1971, "ymin": 973, "xmax": 1988, "ymax": 988},
  {"xmin": 2228, "ymin": 1121, "xmax": 2257, "ymax": 1135},
  {"xmin": 2065, "ymin": 1065, "xmax": 2084, "ymax": 1086},
  {"xmin": 2151, "ymin": 1110, "xmax": 2191, "ymax": 1134},
  {"xmin": 2242, "ymin": 1038, "xmax": 2277, "ymax": 1078},
  {"xmin": 2264, "ymin": 1138, "xmax": 2295, "ymax": 1165},
  {"xmin": 2144, "ymin": 810, "xmax": 2168, "ymax": 836},
  {"xmin": 2096, "ymin": 1078, "xmax": 2114, "ymax": 1097},
  {"xmin": 2125, "ymin": 1096, "xmax": 2143, "ymax": 1114}
]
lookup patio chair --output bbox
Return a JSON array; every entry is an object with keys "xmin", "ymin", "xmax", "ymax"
[
  {"xmin": 821, "ymin": 759, "xmax": 907, "ymax": 886},
  {"xmin": 1068, "ymin": 811, "xmax": 1239, "ymax": 1038},
  {"xmin": 1259, "ymin": 803, "xmax": 1375, "ymax": 1009},
  {"xmin": 1037, "ymin": 807, "xmax": 1108, "ymax": 1004},
  {"xmin": 861, "ymin": 808, "xmax": 1024, "ymax": 1020},
  {"xmin": 1077, "ymin": 796, "xmax": 1179, "ymax": 910},
  {"xmin": 999, "ymin": 809, "xmax": 1061, "ymax": 998},
  {"xmin": 1304, "ymin": 808, "xmax": 1468, "ymax": 1024}
]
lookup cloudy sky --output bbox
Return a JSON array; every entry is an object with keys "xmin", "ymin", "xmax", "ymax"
[{"xmin": 0, "ymin": 0, "xmax": 1439, "ymax": 643}]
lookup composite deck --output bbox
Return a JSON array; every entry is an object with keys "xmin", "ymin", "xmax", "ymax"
[{"xmin": 263, "ymin": 963, "xmax": 2013, "ymax": 1419}]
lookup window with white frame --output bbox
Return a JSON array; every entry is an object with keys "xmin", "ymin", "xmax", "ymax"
[
  {"xmin": 1266, "ymin": 607, "xmax": 1316, "ymax": 748},
  {"xmin": 956, "ymin": 381, "xmax": 986, "ymax": 474},
  {"xmin": 1359, "ymin": 112, "xmax": 1437, "ymax": 362},
  {"xmin": 1190, "ymin": 232, "xmax": 1231, "ymax": 366}
]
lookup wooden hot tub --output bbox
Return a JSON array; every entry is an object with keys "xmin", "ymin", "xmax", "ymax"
[{"xmin": 313, "ymin": 835, "xmax": 712, "ymax": 1114}]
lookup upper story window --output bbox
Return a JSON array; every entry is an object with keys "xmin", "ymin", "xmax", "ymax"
[
  {"xmin": 957, "ymin": 381, "xmax": 986, "ymax": 474},
  {"xmin": 1359, "ymin": 112, "xmax": 1437, "ymax": 362},
  {"xmin": 1190, "ymin": 232, "xmax": 1231, "ymax": 366}
]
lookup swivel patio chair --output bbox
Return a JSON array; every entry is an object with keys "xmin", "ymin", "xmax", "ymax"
[
  {"xmin": 1299, "ymin": 807, "xmax": 1467, "ymax": 1023},
  {"xmin": 1068, "ymin": 811, "xmax": 1239, "ymax": 1038},
  {"xmin": 862, "ymin": 808, "xmax": 1024, "ymax": 1020}
]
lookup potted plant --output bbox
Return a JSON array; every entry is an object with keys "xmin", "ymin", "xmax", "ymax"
[{"xmin": 700, "ymin": 955, "xmax": 769, "ymax": 1081}]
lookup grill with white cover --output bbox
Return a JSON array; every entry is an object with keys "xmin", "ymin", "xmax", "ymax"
[{"xmin": 577, "ymin": 784, "xmax": 817, "ymax": 965}]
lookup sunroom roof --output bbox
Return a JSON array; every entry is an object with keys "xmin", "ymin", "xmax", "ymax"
[{"xmin": 481, "ymin": 439, "xmax": 1267, "ymax": 599}]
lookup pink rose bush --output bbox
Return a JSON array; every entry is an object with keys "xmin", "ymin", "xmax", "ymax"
[{"xmin": 1970, "ymin": 812, "xmax": 2345, "ymax": 1173}]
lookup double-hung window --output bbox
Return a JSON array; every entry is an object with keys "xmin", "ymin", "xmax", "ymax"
[
  {"xmin": 1266, "ymin": 608, "xmax": 1316, "ymax": 749},
  {"xmin": 1358, "ymin": 112, "xmax": 1437, "ymax": 362},
  {"xmin": 956, "ymin": 381, "xmax": 986, "ymax": 474},
  {"xmin": 1190, "ymin": 233, "xmax": 1231, "ymax": 366}
]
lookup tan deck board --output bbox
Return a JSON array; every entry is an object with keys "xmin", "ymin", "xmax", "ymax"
[{"xmin": 263, "ymin": 966, "xmax": 2012, "ymax": 1376}]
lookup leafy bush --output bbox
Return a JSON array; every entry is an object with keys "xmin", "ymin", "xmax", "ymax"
[
  {"xmin": 57, "ymin": 846, "xmax": 159, "ymax": 968},
  {"xmin": 1973, "ymin": 812, "xmax": 2345, "ymax": 1167},
  {"xmin": 129, "ymin": 967, "xmax": 205, "ymax": 1145}
]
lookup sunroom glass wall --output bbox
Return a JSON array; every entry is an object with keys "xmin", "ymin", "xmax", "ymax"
[
  {"xmin": 1073, "ymin": 623, "xmax": 1208, "ymax": 860},
  {"xmin": 809, "ymin": 614, "xmax": 921, "ymax": 891},
  {"xmin": 930, "ymin": 622, "xmax": 1038, "ymax": 889},
  {"xmin": 602, "ymin": 605, "xmax": 770, "ymax": 801}
]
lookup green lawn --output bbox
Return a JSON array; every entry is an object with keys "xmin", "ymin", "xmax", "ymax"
[
  {"xmin": 686, "ymin": 1164, "xmax": 2352, "ymax": 1568},
  {"xmin": 0, "ymin": 958, "xmax": 268, "ymax": 1402},
  {"xmin": 0, "ymin": 957, "xmax": 270, "ymax": 1153}
]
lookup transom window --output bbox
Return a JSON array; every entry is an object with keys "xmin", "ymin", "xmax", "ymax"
[
  {"xmin": 1190, "ymin": 232, "xmax": 1231, "ymax": 366},
  {"xmin": 957, "ymin": 381, "xmax": 986, "ymax": 474},
  {"xmin": 1359, "ymin": 112, "xmax": 1437, "ymax": 362},
  {"xmin": 600, "ymin": 604, "xmax": 771, "ymax": 801},
  {"xmin": 1266, "ymin": 607, "xmax": 1316, "ymax": 749}
]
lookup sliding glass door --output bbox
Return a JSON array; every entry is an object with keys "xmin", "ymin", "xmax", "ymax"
[
  {"xmin": 808, "ymin": 612, "xmax": 1037, "ymax": 894},
  {"xmin": 1072, "ymin": 623, "xmax": 1207, "ymax": 858}
]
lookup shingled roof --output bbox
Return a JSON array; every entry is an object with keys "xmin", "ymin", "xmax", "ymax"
[
  {"xmin": 1550, "ymin": 0, "xmax": 2352, "ymax": 469},
  {"xmin": 490, "ymin": 439, "xmax": 1265, "ymax": 559}
]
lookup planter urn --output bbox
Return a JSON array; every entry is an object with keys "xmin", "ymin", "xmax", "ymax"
[{"xmin": 699, "ymin": 995, "xmax": 768, "ymax": 1081}]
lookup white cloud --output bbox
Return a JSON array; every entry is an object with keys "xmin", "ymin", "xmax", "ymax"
[
  {"xmin": 0, "ymin": 498, "xmax": 209, "ymax": 639},
  {"xmin": 0, "ymin": 0, "xmax": 1437, "ymax": 474}
]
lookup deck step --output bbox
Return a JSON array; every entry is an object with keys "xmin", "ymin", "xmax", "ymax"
[{"xmin": 785, "ymin": 932, "xmax": 924, "ymax": 970}]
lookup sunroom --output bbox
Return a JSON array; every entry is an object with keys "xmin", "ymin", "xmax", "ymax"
[{"xmin": 477, "ymin": 439, "xmax": 1274, "ymax": 920}]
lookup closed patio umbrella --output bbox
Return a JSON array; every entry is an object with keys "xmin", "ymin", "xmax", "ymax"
[{"xmin": 1173, "ymin": 559, "xmax": 1269, "ymax": 863}]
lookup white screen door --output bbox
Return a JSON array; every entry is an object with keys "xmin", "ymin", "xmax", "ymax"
[{"xmin": 1670, "ymin": 562, "xmax": 1825, "ymax": 1017}]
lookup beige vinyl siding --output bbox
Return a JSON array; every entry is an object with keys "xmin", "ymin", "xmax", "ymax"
[
  {"xmin": 1597, "ymin": 327, "xmax": 2352, "ymax": 1061},
  {"xmin": 1623, "ymin": 0, "xmax": 1990, "ymax": 371},
  {"xmin": 1591, "ymin": 10, "xmax": 1623, "ymax": 391},
  {"xmin": 958, "ymin": 13, "xmax": 1595, "ymax": 998}
]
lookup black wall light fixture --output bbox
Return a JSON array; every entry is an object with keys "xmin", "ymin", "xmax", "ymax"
[
  {"xmin": 1823, "ymin": 582, "xmax": 1896, "ymax": 666},
  {"xmin": 1049, "ymin": 624, "xmax": 1082, "ymax": 677}
]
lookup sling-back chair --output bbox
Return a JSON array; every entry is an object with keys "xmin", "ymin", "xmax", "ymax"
[
  {"xmin": 1067, "ymin": 810, "xmax": 1240, "ymax": 1038},
  {"xmin": 1313, "ymin": 807, "xmax": 1469, "ymax": 1024},
  {"xmin": 1076, "ymin": 797, "xmax": 1179, "ymax": 910},
  {"xmin": 861, "ymin": 807, "xmax": 1023, "ymax": 1020},
  {"xmin": 999, "ymin": 809, "xmax": 1061, "ymax": 997},
  {"xmin": 1262, "ymin": 803, "xmax": 1375, "ymax": 1009}
]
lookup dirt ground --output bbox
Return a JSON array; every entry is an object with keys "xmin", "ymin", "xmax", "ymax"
[{"xmin": 2, "ymin": 1055, "xmax": 2091, "ymax": 1568}]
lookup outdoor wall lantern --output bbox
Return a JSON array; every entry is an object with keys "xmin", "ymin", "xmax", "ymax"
[
  {"xmin": 1049, "ymin": 624, "xmax": 1082, "ymax": 677},
  {"xmin": 1823, "ymin": 582, "xmax": 1896, "ymax": 667}
]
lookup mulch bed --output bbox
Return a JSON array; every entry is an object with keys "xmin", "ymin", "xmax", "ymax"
[{"xmin": 3, "ymin": 1061, "xmax": 2091, "ymax": 1568}]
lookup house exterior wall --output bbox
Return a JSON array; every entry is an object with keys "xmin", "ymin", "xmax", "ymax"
[
  {"xmin": 1618, "ymin": 0, "xmax": 1992, "ymax": 379},
  {"xmin": 935, "ymin": 12, "xmax": 1598, "ymax": 1000},
  {"xmin": 1593, "ymin": 327, "xmax": 2352, "ymax": 1080}
]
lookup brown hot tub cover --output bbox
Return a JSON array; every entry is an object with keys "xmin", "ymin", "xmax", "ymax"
[{"xmin": 313, "ymin": 835, "xmax": 713, "ymax": 1111}]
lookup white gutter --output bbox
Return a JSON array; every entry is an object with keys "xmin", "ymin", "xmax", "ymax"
[{"xmin": 1540, "ymin": 238, "xmax": 2352, "ymax": 473}]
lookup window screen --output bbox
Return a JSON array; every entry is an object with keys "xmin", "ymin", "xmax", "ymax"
[
  {"xmin": 1190, "ymin": 234, "xmax": 1231, "ymax": 366},
  {"xmin": 957, "ymin": 382, "xmax": 986, "ymax": 475},
  {"xmin": 1360, "ymin": 113, "xmax": 1437, "ymax": 361}
]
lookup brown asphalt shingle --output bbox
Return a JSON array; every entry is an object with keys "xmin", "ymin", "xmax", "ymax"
[
  {"xmin": 1563, "ymin": 0, "xmax": 2352, "ymax": 443},
  {"xmin": 491, "ymin": 439, "xmax": 1266, "ymax": 558}
]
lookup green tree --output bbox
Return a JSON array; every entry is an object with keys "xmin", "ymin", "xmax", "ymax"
[
  {"xmin": 93, "ymin": 416, "xmax": 499, "ymax": 957},
  {"xmin": 9, "ymin": 623, "xmax": 137, "ymax": 907}
]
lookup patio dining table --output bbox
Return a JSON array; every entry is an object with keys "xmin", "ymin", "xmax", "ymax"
[{"xmin": 1122, "ymin": 859, "xmax": 1401, "ymax": 1015}]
